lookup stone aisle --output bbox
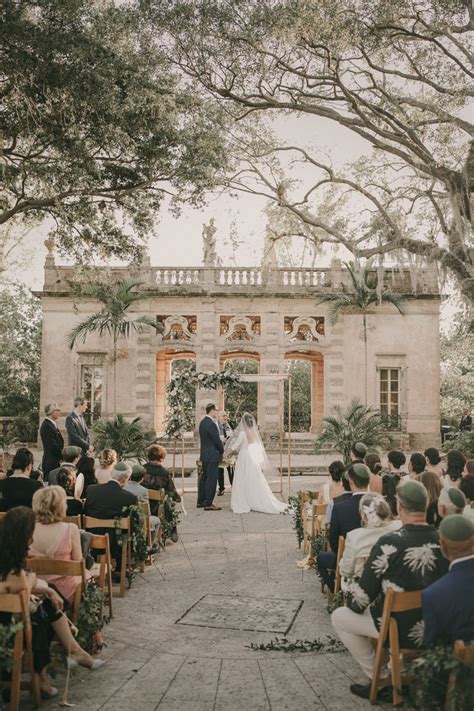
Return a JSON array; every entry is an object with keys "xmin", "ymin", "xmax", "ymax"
[{"xmin": 47, "ymin": 492, "xmax": 377, "ymax": 711}]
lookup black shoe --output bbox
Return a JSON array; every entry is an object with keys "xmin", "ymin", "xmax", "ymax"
[
  {"xmin": 217, "ymin": 489, "xmax": 225, "ymax": 496},
  {"xmin": 147, "ymin": 546, "xmax": 159, "ymax": 555},
  {"xmin": 350, "ymin": 683, "xmax": 392, "ymax": 702},
  {"xmin": 196, "ymin": 503, "xmax": 204, "ymax": 508}
]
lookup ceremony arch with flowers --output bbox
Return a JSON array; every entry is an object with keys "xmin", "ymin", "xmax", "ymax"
[{"xmin": 164, "ymin": 364, "xmax": 293, "ymax": 495}]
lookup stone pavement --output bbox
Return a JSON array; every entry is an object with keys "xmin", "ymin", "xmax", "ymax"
[{"xmin": 42, "ymin": 483, "xmax": 381, "ymax": 711}]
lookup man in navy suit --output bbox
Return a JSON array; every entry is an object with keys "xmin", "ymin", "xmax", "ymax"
[
  {"xmin": 65, "ymin": 396, "xmax": 92, "ymax": 455},
  {"xmin": 197, "ymin": 403, "xmax": 224, "ymax": 511},
  {"xmin": 423, "ymin": 514, "xmax": 474, "ymax": 646},
  {"xmin": 317, "ymin": 463, "xmax": 370, "ymax": 592}
]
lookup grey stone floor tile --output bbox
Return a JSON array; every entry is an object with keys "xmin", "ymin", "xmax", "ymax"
[
  {"xmin": 155, "ymin": 657, "xmax": 220, "ymax": 710},
  {"xmin": 214, "ymin": 659, "xmax": 271, "ymax": 711}
]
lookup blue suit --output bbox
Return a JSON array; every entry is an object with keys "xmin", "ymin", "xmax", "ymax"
[
  {"xmin": 317, "ymin": 492, "xmax": 365, "ymax": 592},
  {"xmin": 423, "ymin": 557, "xmax": 474, "ymax": 646},
  {"xmin": 197, "ymin": 416, "xmax": 224, "ymax": 507}
]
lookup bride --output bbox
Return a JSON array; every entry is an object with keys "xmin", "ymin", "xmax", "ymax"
[{"xmin": 225, "ymin": 413, "xmax": 287, "ymax": 515}]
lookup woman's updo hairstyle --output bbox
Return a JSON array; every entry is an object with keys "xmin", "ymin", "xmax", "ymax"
[{"xmin": 98, "ymin": 449, "xmax": 117, "ymax": 468}]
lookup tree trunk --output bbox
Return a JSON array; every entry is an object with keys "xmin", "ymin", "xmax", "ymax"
[
  {"xmin": 363, "ymin": 313, "xmax": 368, "ymax": 405},
  {"xmin": 113, "ymin": 334, "xmax": 117, "ymax": 417}
]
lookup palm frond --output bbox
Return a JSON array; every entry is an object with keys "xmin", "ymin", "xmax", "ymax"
[{"xmin": 68, "ymin": 313, "xmax": 112, "ymax": 349}]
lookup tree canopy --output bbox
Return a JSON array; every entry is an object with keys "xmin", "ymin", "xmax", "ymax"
[
  {"xmin": 1, "ymin": 0, "xmax": 229, "ymax": 261},
  {"xmin": 154, "ymin": 0, "xmax": 474, "ymax": 302}
]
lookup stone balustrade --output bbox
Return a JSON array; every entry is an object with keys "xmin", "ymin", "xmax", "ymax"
[{"xmin": 42, "ymin": 260, "xmax": 439, "ymax": 296}]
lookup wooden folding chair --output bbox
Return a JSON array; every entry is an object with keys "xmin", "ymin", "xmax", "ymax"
[
  {"xmin": 27, "ymin": 558, "xmax": 86, "ymax": 623},
  {"xmin": 445, "ymin": 640, "xmax": 474, "ymax": 710},
  {"xmin": 139, "ymin": 501, "xmax": 152, "ymax": 569},
  {"xmin": 333, "ymin": 535, "xmax": 346, "ymax": 596},
  {"xmin": 63, "ymin": 514, "xmax": 82, "ymax": 528},
  {"xmin": 88, "ymin": 533, "xmax": 113, "ymax": 619},
  {"xmin": 83, "ymin": 516, "xmax": 131, "ymax": 597},
  {"xmin": 311, "ymin": 503, "xmax": 328, "ymax": 540},
  {"xmin": 148, "ymin": 490, "xmax": 165, "ymax": 547},
  {"xmin": 300, "ymin": 491, "xmax": 319, "ymax": 553},
  {"xmin": 370, "ymin": 588, "xmax": 423, "ymax": 707},
  {"xmin": 0, "ymin": 589, "xmax": 42, "ymax": 710}
]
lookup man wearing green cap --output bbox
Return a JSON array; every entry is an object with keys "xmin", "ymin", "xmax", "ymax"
[
  {"xmin": 423, "ymin": 515, "xmax": 474, "ymax": 646},
  {"xmin": 317, "ymin": 463, "xmax": 370, "ymax": 592},
  {"xmin": 438, "ymin": 487, "xmax": 466, "ymax": 519},
  {"xmin": 332, "ymin": 479, "xmax": 448, "ymax": 701}
]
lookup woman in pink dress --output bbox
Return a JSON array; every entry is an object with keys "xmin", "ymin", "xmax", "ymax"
[{"xmin": 29, "ymin": 486, "xmax": 90, "ymax": 602}]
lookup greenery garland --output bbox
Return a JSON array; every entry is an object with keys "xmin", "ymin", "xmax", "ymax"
[
  {"xmin": 76, "ymin": 582, "xmax": 108, "ymax": 654},
  {"xmin": 406, "ymin": 644, "xmax": 474, "ymax": 710},
  {"xmin": 165, "ymin": 365, "xmax": 242, "ymax": 437},
  {"xmin": 326, "ymin": 591, "xmax": 345, "ymax": 614},
  {"xmin": 286, "ymin": 494, "xmax": 304, "ymax": 548},
  {"xmin": 114, "ymin": 504, "xmax": 148, "ymax": 585},
  {"xmin": 0, "ymin": 621, "xmax": 22, "ymax": 674},
  {"xmin": 308, "ymin": 530, "xmax": 328, "ymax": 573},
  {"xmin": 248, "ymin": 636, "xmax": 345, "ymax": 653},
  {"xmin": 160, "ymin": 493, "xmax": 181, "ymax": 542}
]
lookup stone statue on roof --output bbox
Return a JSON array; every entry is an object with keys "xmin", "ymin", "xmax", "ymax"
[{"xmin": 202, "ymin": 218, "xmax": 218, "ymax": 267}]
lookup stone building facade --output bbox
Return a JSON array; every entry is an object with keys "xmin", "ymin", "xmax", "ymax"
[{"xmin": 38, "ymin": 255, "xmax": 441, "ymax": 448}]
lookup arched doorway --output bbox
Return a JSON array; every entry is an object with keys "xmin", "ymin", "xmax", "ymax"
[
  {"xmin": 220, "ymin": 352, "xmax": 260, "ymax": 426},
  {"xmin": 155, "ymin": 350, "xmax": 196, "ymax": 433},
  {"xmin": 284, "ymin": 352, "xmax": 324, "ymax": 433}
]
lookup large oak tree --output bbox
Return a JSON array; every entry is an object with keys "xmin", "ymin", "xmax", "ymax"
[
  {"xmin": 154, "ymin": 0, "xmax": 474, "ymax": 303},
  {"xmin": 1, "ymin": 0, "xmax": 229, "ymax": 260}
]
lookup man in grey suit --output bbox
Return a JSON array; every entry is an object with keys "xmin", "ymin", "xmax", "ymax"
[{"xmin": 65, "ymin": 397, "xmax": 93, "ymax": 455}]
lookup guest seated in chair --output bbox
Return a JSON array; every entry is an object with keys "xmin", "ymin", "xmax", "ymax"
[
  {"xmin": 47, "ymin": 446, "xmax": 81, "ymax": 486},
  {"xmin": 56, "ymin": 468, "xmax": 84, "ymax": 516},
  {"xmin": 29, "ymin": 486, "xmax": 91, "ymax": 604},
  {"xmin": 2, "ymin": 448, "xmax": 43, "ymax": 510},
  {"xmin": 0, "ymin": 507, "xmax": 103, "ymax": 700},
  {"xmin": 364, "ymin": 453, "xmax": 383, "ymax": 494},
  {"xmin": 317, "ymin": 463, "xmax": 370, "ymax": 592},
  {"xmin": 76, "ymin": 455, "xmax": 97, "ymax": 496},
  {"xmin": 143, "ymin": 445, "xmax": 181, "ymax": 514},
  {"xmin": 331, "ymin": 480, "xmax": 448, "ymax": 702},
  {"xmin": 125, "ymin": 464, "xmax": 161, "ymax": 548},
  {"xmin": 319, "ymin": 460, "xmax": 345, "ymax": 505},
  {"xmin": 339, "ymin": 494, "xmax": 401, "ymax": 592},
  {"xmin": 419, "ymin": 470, "xmax": 443, "ymax": 527},
  {"xmin": 460, "ymin": 474, "xmax": 474, "ymax": 521},
  {"xmin": 95, "ymin": 449, "xmax": 117, "ymax": 485},
  {"xmin": 423, "ymin": 515, "xmax": 474, "ymax": 646},
  {"xmin": 438, "ymin": 487, "xmax": 466, "ymax": 520}
]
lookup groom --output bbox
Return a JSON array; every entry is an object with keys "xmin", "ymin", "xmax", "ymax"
[{"xmin": 197, "ymin": 403, "xmax": 224, "ymax": 511}]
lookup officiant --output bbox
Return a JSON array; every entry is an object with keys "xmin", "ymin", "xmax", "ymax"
[{"xmin": 217, "ymin": 410, "xmax": 235, "ymax": 496}]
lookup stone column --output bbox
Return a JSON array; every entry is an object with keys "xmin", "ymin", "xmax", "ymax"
[
  {"xmin": 194, "ymin": 301, "xmax": 220, "ymax": 429},
  {"xmin": 259, "ymin": 309, "xmax": 283, "ymax": 437}
]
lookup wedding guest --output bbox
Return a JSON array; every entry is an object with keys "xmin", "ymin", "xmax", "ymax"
[
  {"xmin": 408, "ymin": 452, "xmax": 426, "ymax": 479},
  {"xmin": 39, "ymin": 403, "xmax": 64, "ymax": 478},
  {"xmin": 387, "ymin": 449, "xmax": 408, "ymax": 477},
  {"xmin": 143, "ymin": 445, "xmax": 181, "ymax": 511},
  {"xmin": 2, "ymin": 448, "xmax": 43, "ymax": 510},
  {"xmin": 217, "ymin": 410, "xmax": 234, "ymax": 496},
  {"xmin": 0, "ymin": 507, "xmax": 103, "ymax": 701},
  {"xmin": 424, "ymin": 447, "xmax": 445, "ymax": 478},
  {"xmin": 444, "ymin": 450, "xmax": 466, "ymax": 488},
  {"xmin": 350, "ymin": 442, "xmax": 368, "ymax": 463},
  {"xmin": 339, "ymin": 494, "xmax": 401, "ymax": 591},
  {"xmin": 326, "ymin": 470, "xmax": 352, "ymax": 524},
  {"xmin": 29, "ymin": 486, "xmax": 90, "ymax": 602},
  {"xmin": 319, "ymin": 460, "xmax": 345, "ymax": 504},
  {"xmin": 331, "ymin": 480, "xmax": 448, "ymax": 701},
  {"xmin": 95, "ymin": 448, "xmax": 117, "ymax": 485},
  {"xmin": 317, "ymin": 463, "xmax": 370, "ymax": 592},
  {"xmin": 364, "ymin": 453, "xmax": 383, "ymax": 494},
  {"xmin": 382, "ymin": 471, "xmax": 401, "ymax": 516},
  {"xmin": 438, "ymin": 487, "xmax": 466, "ymax": 519},
  {"xmin": 125, "ymin": 464, "xmax": 161, "ymax": 548},
  {"xmin": 423, "ymin": 515, "xmax": 474, "ymax": 646},
  {"xmin": 460, "ymin": 407, "xmax": 472, "ymax": 432},
  {"xmin": 48, "ymin": 446, "xmax": 81, "ymax": 486},
  {"xmin": 65, "ymin": 397, "xmax": 92, "ymax": 455},
  {"xmin": 76, "ymin": 455, "xmax": 97, "ymax": 495},
  {"xmin": 56, "ymin": 468, "xmax": 84, "ymax": 516},
  {"xmin": 464, "ymin": 459, "xmax": 474, "ymax": 476},
  {"xmin": 460, "ymin": 474, "xmax": 474, "ymax": 520},
  {"xmin": 419, "ymin": 470, "xmax": 443, "ymax": 527}
]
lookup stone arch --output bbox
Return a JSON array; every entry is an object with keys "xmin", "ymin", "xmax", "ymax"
[
  {"xmin": 155, "ymin": 349, "xmax": 196, "ymax": 433},
  {"xmin": 284, "ymin": 351, "xmax": 324, "ymax": 433},
  {"xmin": 219, "ymin": 350, "xmax": 260, "ymax": 423}
]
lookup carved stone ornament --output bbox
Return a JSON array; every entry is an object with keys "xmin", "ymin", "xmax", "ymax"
[
  {"xmin": 285, "ymin": 316, "xmax": 325, "ymax": 342},
  {"xmin": 220, "ymin": 315, "xmax": 261, "ymax": 342},
  {"xmin": 158, "ymin": 315, "xmax": 196, "ymax": 342}
]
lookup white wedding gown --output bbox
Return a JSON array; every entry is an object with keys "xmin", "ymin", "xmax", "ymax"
[{"xmin": 230, "ymin": 432, "xmax": 287, "ymax": 515}]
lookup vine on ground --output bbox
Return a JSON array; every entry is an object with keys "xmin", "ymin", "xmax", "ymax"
[{"xmin": 248, "ymin": 636, "xmax": 345, "ymax": 654}]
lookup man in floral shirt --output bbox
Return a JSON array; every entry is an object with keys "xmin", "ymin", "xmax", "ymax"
[{"xmin": 331, "ymin": 480, "xmax": 448, "ymax": 701}]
